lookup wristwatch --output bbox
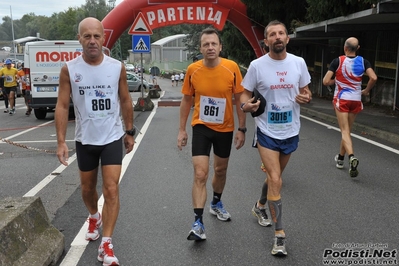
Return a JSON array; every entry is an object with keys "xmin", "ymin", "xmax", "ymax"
[
  {"xmin": 238, "ymin": 127, "xmax": 247, "ymax": 133},
  {"xmin": 125, "ymin": 128, "xmax": 136, "ymax": 136}
]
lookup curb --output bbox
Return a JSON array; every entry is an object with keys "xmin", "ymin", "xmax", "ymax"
[{"xmin": 158, "ymin": 100, "xmax": 181, "ymax": 107}]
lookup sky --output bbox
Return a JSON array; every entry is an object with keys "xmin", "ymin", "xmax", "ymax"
[{"xmin": 0, "ymin": 1, "xmax": 123, "ymax": 20}]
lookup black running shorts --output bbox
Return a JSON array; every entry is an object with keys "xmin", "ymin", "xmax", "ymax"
[
  {"xmin": 191, "ymin": 124, "xmax": 233, "ymax": 158},
  {"xmin": 75, "ymin": 137, "xmax": 123, "ymax": 172}
]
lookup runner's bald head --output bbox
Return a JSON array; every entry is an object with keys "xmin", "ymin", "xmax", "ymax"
[
  {"xmin": 78, "ymin": 17, "xmax": 104, "ymax": 36},
  {"xmin": 345, "ymin": 37, "xmax": 359, "ymax": 53}
]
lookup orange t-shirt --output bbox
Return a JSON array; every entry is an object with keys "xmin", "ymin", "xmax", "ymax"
[
  {"xmin": 17, "ymin": 69, "xmax": 27, "ymax": 90},
  {"xmin": 182, "ymin": 58, "xmax": 244, "ymax": 132}
]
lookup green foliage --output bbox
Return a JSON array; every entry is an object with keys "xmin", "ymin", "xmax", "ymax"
[
  {"xmin": 223, "ymin": 0, "xmax": 308, "ymax": 66},
  {"xmin": 305, "ymin": 0, "xmax": 378, "ymax": 23},
  {"xmin": 241, "ymin": 0, "xmax": 308, "ymax": 33},
  {"xmin": 83, "ymin": 0, "xmax": 109, "ymax": 19},
  {"xmin": 179, "ymin": 24, "xmax": 211, "ymax": 60},
  {"xmin": 221, "ymin": 22, "xmax": 255, "ymax": 65}
]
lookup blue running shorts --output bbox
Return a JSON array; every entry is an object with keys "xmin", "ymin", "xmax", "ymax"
[{"xmin": 255, "ymin": 127, "xmax": 299, "ymax": 155}]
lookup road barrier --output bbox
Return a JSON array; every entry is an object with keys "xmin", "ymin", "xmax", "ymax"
[{"xmin": 0, "ymin": 196, "xmax": 64, "ymax": 266}]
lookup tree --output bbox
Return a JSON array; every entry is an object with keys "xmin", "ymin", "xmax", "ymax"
[
  {"xmin": 305, "ymin": 0, "xmax": 378, "ymax": 23},
  {"xmin": 181, "ymin": 24, "xmax": 212, "ymax": 60},
  {"xmin": 53, "ymin": 8, "xmax": 81, "ymax": 40},
  {"xmin": 83, "ymin": 0, "xmax": 109, "ymax": 20},
  {"xmin": 221, "ymin": 0, "xmax": 308, "ymax": 66},
  {"xmin": 240, "ymin": 0, "xmax": 308, "ymax": 33},
  {"xmin": 18, "ymin": 14, "xmax": 51, "ymax": 38},
  {"xmin": 0, "ymin": 16, "xmax": 13, "ymax": 40},
  {"xmin": 221, "ymin": 22, "xmax": 255, "ymax": 64}
]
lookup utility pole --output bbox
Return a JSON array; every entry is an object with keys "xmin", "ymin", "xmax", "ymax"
[
  {"xmin": 108, "ymin": 0, "xmax": 122, "ymax": 61},
  {"xmin": 10, "ymin": 6, "xmax": 16, "ymax": 61}
]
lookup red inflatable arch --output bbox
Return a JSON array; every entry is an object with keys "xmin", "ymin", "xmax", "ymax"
[{"xmin": 101, "ymin": 0, "xmax": 265, "ymax": 57}]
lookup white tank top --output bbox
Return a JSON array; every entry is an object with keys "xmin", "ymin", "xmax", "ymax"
[{"xmin": 67, "ymin": 55, "xmax": 124, "ymax": 145}]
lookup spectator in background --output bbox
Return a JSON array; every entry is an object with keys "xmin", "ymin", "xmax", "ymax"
[
  {"xmin": 0, "ymin": 74, "xmax": 9, "ymax": 113},
  {"xmin": 171, "ymin": 72, "xmax": 175, "ymax": 86},
  {"xmin": 0, "ymin": 59, "xmax": 18, "ymax": 115},
  {"xmin": 149, "ymin": 72, "xmax": 154, "ymax": 83},
  {"xmin": 17, "ymin": 63, "xmax": 32, "ymax": 115},
  {"xmin": 175, "ymin": 73, "xmax": 180, "ymax": 86},
  {"xmin": 180, "ymin": 72, "xmax": 185, "ymax": 85}
]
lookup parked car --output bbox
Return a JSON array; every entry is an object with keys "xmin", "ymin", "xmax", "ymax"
[
  {"xmin": 193, "ymin": 53, "xmax": 203, "ymax": 62},
  {"xmin": 125, "ymin": 63, "xmax": 135, "ymax": 71},
  {"xmin": 126, "ymin": 72, "xmax": 153, "ymax": 92},
  {"xmin": 1, "ymin": 46, "xmax": 11, "ymax": 51}
]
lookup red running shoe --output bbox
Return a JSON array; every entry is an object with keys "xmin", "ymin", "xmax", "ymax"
[
  {"xmin": 98, "ymin": 240, "xmax": 120, "ymax": 266},
  {"xmin": 85, "ymin": 213, "xmax": 102, "ymax": 241}
]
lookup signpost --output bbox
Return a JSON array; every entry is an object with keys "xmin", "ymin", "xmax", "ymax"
[
  {"xmin": 128, "ymin": 12, "xmax": 155, "ymax": 111},
  {"xmin": 132, "ymin": 35, "xmax": 151, "ymax": 53}
]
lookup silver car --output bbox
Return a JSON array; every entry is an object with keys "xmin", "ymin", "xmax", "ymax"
[
  {"xmin": 125, "ymin": 64, "xmax": 135, "ymax": 71},
  {"xmin": 126, "ymin": 72, "xmax": 153, "ymax": 92}
]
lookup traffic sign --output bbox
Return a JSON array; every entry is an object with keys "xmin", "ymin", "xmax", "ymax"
[
  {"xmin": 132, "ymin": 35, "xmax": 151, "ymax": 53},
  {"xmin": 128, "ymin": 12, "xmax": 153, "ymax": 35}
]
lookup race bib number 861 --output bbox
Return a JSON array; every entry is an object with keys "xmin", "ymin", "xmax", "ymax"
[{"xmin": 199, "ymin": 95, "xmax": 226, "ymax": 124}]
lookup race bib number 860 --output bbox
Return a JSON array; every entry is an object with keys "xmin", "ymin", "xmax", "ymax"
[
  {"xmin": 92, "ymin": 98, "xmax": 111, "ymax": 111},
  {"xmin": 85, "ymin": 89, "xmax": 115, "ymax": 119}
]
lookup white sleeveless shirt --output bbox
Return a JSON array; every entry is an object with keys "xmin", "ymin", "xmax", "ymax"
[{"xmin": 67, "ymin": 55, "xmax": 124, "ymax": 145}]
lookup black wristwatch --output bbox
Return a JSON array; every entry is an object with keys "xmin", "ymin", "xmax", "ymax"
[
  {"xmin": 125, "ymin": 128, "xmax": 136, "ymax": 136},
  {"xmin": 238, "ymin": 127, "xmax": 247, "ymax": 133}
]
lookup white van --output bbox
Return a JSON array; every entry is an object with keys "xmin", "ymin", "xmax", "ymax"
[
  {"xmin": 24, "ymin": 41, "xmax": 110, "ymax": 119},
  {"xmin": 24, "ymin": 41, "xmax": 82, "ymax": 119}
]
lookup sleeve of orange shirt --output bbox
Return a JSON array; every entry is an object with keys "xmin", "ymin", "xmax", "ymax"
[{"xmin": 17, "ymin": 69, "xmax": 27, "ymax": 90}]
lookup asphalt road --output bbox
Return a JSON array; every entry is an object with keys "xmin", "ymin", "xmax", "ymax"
[{"xmin": 1, "ymin": 78, "xmax": 398, "ymax": 266}]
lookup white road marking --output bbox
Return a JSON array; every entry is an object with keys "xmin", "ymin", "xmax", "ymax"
[
  {"xmin": 23, "ymin": 154, "xmax": 77, "ymax": 197},
  {"xmin": 1, "ymin": 120, "xmax": 54, "ymax": 141},
  {"xmin": 301, "ymin": 114, "xmax": 399, "ymax": 155},
  {"xmin": 60, "ymin": 99, "xmax": 159, "ymax": 266}
]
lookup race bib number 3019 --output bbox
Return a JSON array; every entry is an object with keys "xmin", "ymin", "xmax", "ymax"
[{"xmin": 199, "ymin": 95, "xmax": 226, "ymax": 124}]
